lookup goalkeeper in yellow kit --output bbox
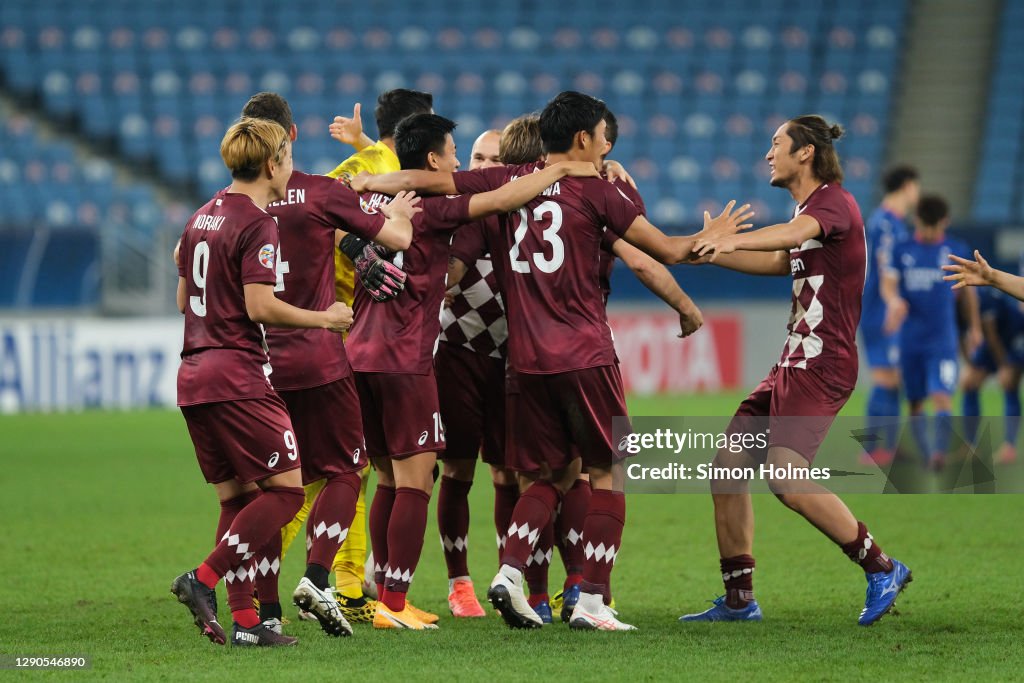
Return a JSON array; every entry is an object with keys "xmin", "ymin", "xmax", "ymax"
[{"xmin": 280, "ymin": 89, "xmax": 435, "ymax": 624}]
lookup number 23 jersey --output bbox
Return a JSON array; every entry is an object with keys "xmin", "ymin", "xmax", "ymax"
[
  {"xmin": 453, "ymin": 163, "xmax": 640, "ymax": 374},
  {"xmin": 176, "ymin": 192, "xmax": 279, "ymax": 406}
]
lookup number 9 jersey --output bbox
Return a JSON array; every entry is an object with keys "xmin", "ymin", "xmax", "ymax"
[{"xmin": 176, "ymin": 192, "xmax": 279, "ymax": 407}]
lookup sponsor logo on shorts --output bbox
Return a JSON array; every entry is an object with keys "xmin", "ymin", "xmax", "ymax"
[
  {"xmin": 418, "ymin": 431, "xmax": 429, "ymax": 446},
  {"xmin": 259, "ymin": 244, "xmax": 276, "ymax": 270},
  {"xmin": 352, "ymin": 448, "xmax": 361, "ymax": 464},
  {"xmin": 268, "ymin": 451, "xmax": 280, "ymax": 467}
]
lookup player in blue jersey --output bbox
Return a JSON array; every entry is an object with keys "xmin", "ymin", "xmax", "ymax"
[
  {"xmin": 860, "ymin": 166, "xmax": 919, "ymax": 465},
  {"xmin": 882, "ymin": 195, "xmax": 980, "ymax": 470},
  {"xmin": 958, "ymin": 283, "xmax": 1024, "ymax": 465}
]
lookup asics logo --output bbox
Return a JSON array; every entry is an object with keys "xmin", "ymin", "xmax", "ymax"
[{"xmin": 418, "ymin": 431, "xmax": 429, "ymax": 446}]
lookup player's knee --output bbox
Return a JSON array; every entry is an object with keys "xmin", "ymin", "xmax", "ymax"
[
  {"xmin": 443, "ymin": 459, "xmax": 476, "ymax": 481},
  {"xmin": 490, "ymin": 466, "xmax": 516, "ymax": 487}
]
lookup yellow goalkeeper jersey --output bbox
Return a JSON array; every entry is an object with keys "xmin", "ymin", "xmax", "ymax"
[{"xmin": 327, "ymin": 141, "xmax": 401, "ymax": 305}]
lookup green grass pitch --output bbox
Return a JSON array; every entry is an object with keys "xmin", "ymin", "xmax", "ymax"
[{"xmin": 2, "ymin": 392, "xmax": 1022, "ymax": 681}]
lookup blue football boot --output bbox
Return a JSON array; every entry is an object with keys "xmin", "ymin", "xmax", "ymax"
[
  {"xmin": 858, "ymin": 559, "xmax": 912, "ymax": 626},
  {"xmin": 679, "ymin": 596, "xmax": 763, "ymax": 622}
]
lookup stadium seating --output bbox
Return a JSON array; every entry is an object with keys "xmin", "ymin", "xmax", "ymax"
[
  {"xmin": 0, "ymin": 0, "xmax": 907, "ymax": 226},
  {"xmin": 0, "ymin": 0, "xmax": 913, "ymax": 305},
  {"xmin": 973, "ymin": 0, "xmax": 1024, "ymax": 223}
]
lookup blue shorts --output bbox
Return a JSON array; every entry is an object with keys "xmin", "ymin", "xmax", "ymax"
[
  {"xmin": 900, "ymin": 348, "xmax": 958, "ymax": 402},
  {"xmin": 860, "ymin": 323, "xmax": 900, "ymax": 369}
]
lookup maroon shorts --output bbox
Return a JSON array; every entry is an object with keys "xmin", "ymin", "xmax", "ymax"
[
  {"xmin": 279, "ymin": 376, "xmax": 367, "ymax": 485},
  {"xmin": 353, "ymin": 370, "xmax": 445, "ymax": 460},
  {"xmin": 435, "ymin": 342, "xmax": 506, "ymax": 467},
  {"xmin": 181, "ymin": 391, "xmax": 301, "ymax": 485},
  {"xmin": 728, "ymin": 365, "xmax": 852, "ymax": 464},
  {"xmin": 506, "ymin": 364, "xmax": 629, "ymax": 474}
]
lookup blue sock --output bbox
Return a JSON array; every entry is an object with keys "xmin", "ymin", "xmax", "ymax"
[
  {"xmin": 867, "ymin": 385, "xmax": 900, "ymax": 451},
  {"xmin": 935, "ymin": 410, "xmax": 952, "ymax": 455},
  {"xmin": 1005, "ymin": 389, "xmax": 1021, "ymax": 446},
  {"xmin": 880, "ymin": 387, "xmax": 900, "ymax": 451},
  {"xmin": 962, "ymin": 390, "xmax": 981, "ymax": 443},
  {"xmin": 910, "ymin": 414, "xmax": 931, "ymax": 463}
]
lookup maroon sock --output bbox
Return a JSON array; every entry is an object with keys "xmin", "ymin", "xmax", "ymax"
[
  {"xmin": 556, "ymin": 479, "xmax": 590, "ymax": 581},
  {"xmin": 201, "ymin": 486, "xmax": 304, "ymax": 581},
  {"xmin": 840, "ymin": 521, "xmax": 894, "ymax": 574},
  {"xmin": 525, "ymin": 515, "xmax": 553, "ymax": 597},
  {"xmin": 225, "ymin": 556, "xmax": 257, "ymax": 624},
  {"xmin": 721, "ymin": 554, "xmax": 756, "ymax": 609},
  {"xmin": 369, "ymin": 484, "xmax": 396, "ymax": 590},
  {"xmin": 253, "ymin": 530, "xmax": 282, "ymax": 612},
  {"xmin": 382, "ymin": 487, "xmax": 431, "ymax": 612},
  {"xmin": 437, "ymin": 476, "xmax": 473, "ymax": 579},
  {"xmin": 216, "ymin": 490, "xmax": 260, "ymax": 545},
  {"xmin": 493, "ymin": 483, "xmax": 519, "ymax": 563},
  {"xmin": 579, "ymin": 490, "xmax": 625, "ymax": 598},
  {"xmin": 307, "ymin": 472, "xmax": 362, "ymax": 571},
  {"xmin": 500, "ymin": 480, "xmax": 559, "ymax": 570}
]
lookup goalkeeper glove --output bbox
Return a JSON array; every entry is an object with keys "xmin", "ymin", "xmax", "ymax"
[{"xmin": 339, "ymin": 233, "xmax": 407, "ymax": 302}]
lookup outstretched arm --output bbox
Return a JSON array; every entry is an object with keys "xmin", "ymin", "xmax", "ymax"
[
  {"xmin": 613, "ymin": 240, "xmax": 703, "ymax": 337},
  {"xmin": 693, "ymin": 214, "xmax": 822, "ymax": 261},
  {"xmin": 465, "ymin": 161, "xmax": 598, "ymax": 219},
  {"xmin": 700, "ymin": 250, "xmax": 791, "ymax": 276},
  {"xmin": 352, "ymin": 169, "xmax": 458, "ymax": 196},
  {"xmin": 620, "ymin": 201, "xmax": 754, "ymax": 265},
  {"xmin": 943, "ymin": 250, "xmax": 1024, "ymax": 301}
]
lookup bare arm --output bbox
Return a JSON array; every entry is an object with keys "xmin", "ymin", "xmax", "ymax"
[
  {"xmin": 465, "ymin": 162, "xmax": 597, "ymax": 219},
  {"xmin": 176, "ymin": 277, "xmax": 186, "ymax": 314},
  {"xmin": 446, "ymin": 255, "xmax": 470, "ymax": 290},
  {"xmin": 243, "ymin": 283, "xmax": 352, "ymax": 333},
  {"xmin": 355, "ymin": 169, "xmax": 458, "ymax": 196},
  {"xmin": 620, "ymin": 202, "xmax": 754, "ymax": 265},
  {"xmin": 373, "ymin": 190, "xmax": 420, "ymax": 250},
  {"xmin": 694, "ymin": 214, "xmax": 822, "ymax": 260},
  {"xmin": 613, "ymin": 240, "xmax": 703, "ymax": 337},
  {"xmin": 881, "ymin": 269, "xmax": 908, "ymax": 335},
  {"xmin": 702, "ymin": 250, "xmax": 791, "ymax": 276},
  {"xmin": 957, "ymin": 285, "xmax": 983, "ymax": 353}
]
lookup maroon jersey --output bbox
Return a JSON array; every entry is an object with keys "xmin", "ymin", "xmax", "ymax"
[
  {"xmin": 598, "ymin": 177, "xmax": 646, "ymax": 304},
  {"xmin": 440, "ymin": 217, "xmax": 508, "ymax": 360},
  {"xmin": 779, "ymin": 182, "xmax": 866, "ymax": 389},
  {"xmin": 262, "ymin": 171, "xmax": 385, "ymax": 390},
  {"xmin": 176, "ymin": 193, "xmax": 278, "ymax": 406},
  {"xmin": 454, "ymin": 163, "xmax": 641, "ymax": 374},
  {"xmin": 346, "ymin": 192, "xmax": 473, "ymax": 374}
]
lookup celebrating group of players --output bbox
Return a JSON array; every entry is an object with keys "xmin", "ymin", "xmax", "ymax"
[{"xmin": 167, "ymin": 83, "xmax": 1021, "ymax": 647}]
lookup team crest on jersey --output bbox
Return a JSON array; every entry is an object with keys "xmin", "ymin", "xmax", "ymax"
[
  {"xmin": 259, "ymin": 244, "xmax": 276, "ymax": 270},
  {"xmin": 359, "ymin": 193, "xmax": 388, "ymax": 215}
]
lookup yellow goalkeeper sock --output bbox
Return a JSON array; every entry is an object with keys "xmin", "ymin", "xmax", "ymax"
[
  {"xmin": 280, "ymin": 479, "xmax": 324, "ymax": 560},
  {"xmin": 333, "ymin": 468, "xmax": 369, "ymax": 599}
]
